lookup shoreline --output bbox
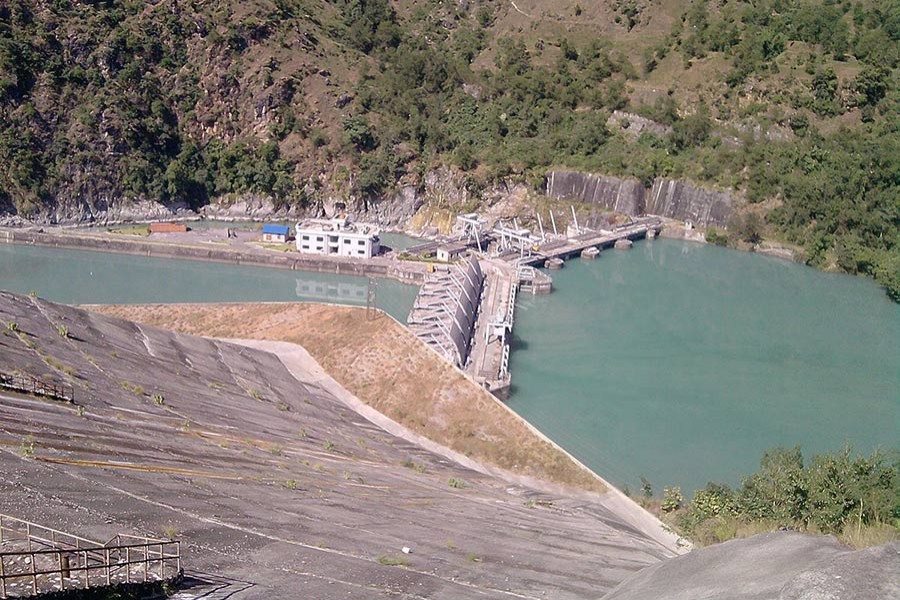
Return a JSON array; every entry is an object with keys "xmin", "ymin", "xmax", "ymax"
[{"xmin": 1, "ymin": 226, "xmax": 427, "ymax": 286}]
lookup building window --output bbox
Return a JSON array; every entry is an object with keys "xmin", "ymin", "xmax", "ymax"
[
  {"xmin": 344, "ymin": 239, "xmax": 350, "ymax": 244},
  {"xmin": 358, "ymin": 240, "xmax": 365, "ymax": 246},
  {"xmin": 316, "ymin": 236, "xmax": 324, "ymax": 242},
  {"xmin": 302, "ymin": 235, "xmax": 309, "ymax": 241}
]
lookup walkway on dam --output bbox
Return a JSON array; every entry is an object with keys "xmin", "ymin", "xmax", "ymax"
[
  {"xmin": 513, "ymin": 217, "xmax": 662, "ymax": 267},
  {"xmin": 465, "ymin": 261, "xmax": 516, "ymax": 396}
]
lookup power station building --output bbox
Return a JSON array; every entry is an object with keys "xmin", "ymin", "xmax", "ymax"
[{"xmin": 295, "ymin": 218, "xmax": 381, "ymax": 259}]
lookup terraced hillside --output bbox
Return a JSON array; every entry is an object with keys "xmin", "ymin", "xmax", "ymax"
[{"xmin": 0, "ymin": 291, "xmax": 677, "ymax": 599}]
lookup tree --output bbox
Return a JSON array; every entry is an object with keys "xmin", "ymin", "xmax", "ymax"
[
  {"xmin": 343, "ymin": 115, "xmax": 378, "ymax": 151},
  {"xmin": 733, "ymin": 213, "xmax": 764, "ymax": 245},
  {"xmin": 671, "ymin": 104, "xmax": 711, "ymax": 150},
  {"xmin": 854, "ymin": 66, "xmax": 889, "ymax": 107}
]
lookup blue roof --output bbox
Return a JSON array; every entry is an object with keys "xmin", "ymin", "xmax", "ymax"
[{"xmin": 262, "ymin": 224, "xmax": 290, "ymax": 235}]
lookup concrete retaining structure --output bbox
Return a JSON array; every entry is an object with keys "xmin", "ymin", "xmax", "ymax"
[
  {"xmin": 647, "ymin": 179, "xmax": 735, "ymax": 228},
  {"xmin": 545, "ymin": 171, "xmax": 739, "ymax": 228},
  {"xmin": 546, "ymin": 171, "xmax": 646, "ymax": 216}
]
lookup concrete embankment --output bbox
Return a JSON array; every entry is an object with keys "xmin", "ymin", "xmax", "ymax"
[
  {"xmin": 93, "ymin": 301, "xmax": 687, "ymax": 555},
  {"xmin": 0, "ymin": 228, "xmax": 426, "ymax": 285},
  {"xmin": 1, "ymin": 291, "xmax": 680, "ymax": 598}
]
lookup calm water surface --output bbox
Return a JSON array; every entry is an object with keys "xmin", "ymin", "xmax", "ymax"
[
  {"xmin": 0, "ymin": 244, "xmax": 418, "ymax": 323},
  {"xmin": 2, "ymin": 239, "xmax": 896, "ymax": 493},
  {"xmin": 509, "ymin": 239, "xmax": 899, "ymax": 494}
]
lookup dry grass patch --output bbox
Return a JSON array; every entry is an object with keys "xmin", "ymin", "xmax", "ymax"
[{"xmin": 92, "ymin": 302, "xmax": 604, "ymax": 493}]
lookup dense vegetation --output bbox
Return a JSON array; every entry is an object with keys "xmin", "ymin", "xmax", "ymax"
[
  {"xmin": 0, "ymin": 0, "xmax": 898, "ymax": 298},
  {"xmin": 652, "ymin": 446, "xmax": 899, "ymax": 548}
]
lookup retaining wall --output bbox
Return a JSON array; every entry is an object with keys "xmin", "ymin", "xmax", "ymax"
[{"xmin": 545, "ymin": 171, "xmax": 739, "ymax": 228}]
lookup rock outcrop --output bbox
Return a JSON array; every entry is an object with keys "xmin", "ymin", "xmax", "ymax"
[
  {"xmin": 545, "ymin": 170, "xmax": 739, "ymax": 227},
  {"xmin": 606, "ymin": 110, "xmax": 674, "ymax": 139}
]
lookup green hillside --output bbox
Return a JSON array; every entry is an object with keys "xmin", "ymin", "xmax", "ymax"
[{"xmin": 1, "ymin": 0, "xmax": 898, "ymax": 297}]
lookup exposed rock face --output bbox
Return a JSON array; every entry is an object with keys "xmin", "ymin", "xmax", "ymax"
[
  {"xmin": 607, "ymin": 110, "xmax": 674, "ymax": 139},
  {"xmin": 197, "ymin": 194, "xmax": 306, "ymax": 222},
  {"xmin": 546, "ymin": 170, "xmax": 739, "ymax": 227},
  {"xmin": 546, "ymin": 171, "xmax": 647, "ymax": 216},
  {"xmin": 601, "ymin": 532, "xmax": 899, "ymax": 600},
  {"xmin": 11, "ymin": 198, "xmax": 194, "ymax": 227}
]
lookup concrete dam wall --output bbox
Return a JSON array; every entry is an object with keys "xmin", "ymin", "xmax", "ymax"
[{"xmin": 546, "ymin": 171, "xmax": 738, "ymax": 228}]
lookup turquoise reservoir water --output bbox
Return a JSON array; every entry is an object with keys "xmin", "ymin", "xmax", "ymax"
[
  {"xmin": 509, "ymin": 239, "xmax": 899, "ymax": 494},
  {"xmin": 2, "ymin": 240, "xmax": 896, "ymax": 494},
  {"xmin": 0, "ymin": 244, "xmax": 418, "ymax": 323}
]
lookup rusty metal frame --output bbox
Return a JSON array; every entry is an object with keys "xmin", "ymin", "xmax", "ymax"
[
  {"xmin": 0, "ymin": 372, "xmax": 74, "ymax": 404},
  {"xmin": 0, "ymin": 515, "xmax": 180, "ymax": 598}
]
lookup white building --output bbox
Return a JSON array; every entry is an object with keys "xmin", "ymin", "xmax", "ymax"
[{"xmin": 295, "ymin": 218, "xmax": 381, "ymax": 258}]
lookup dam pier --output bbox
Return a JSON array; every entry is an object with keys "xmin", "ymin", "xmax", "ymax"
[
  {"xmin": 408, "ymin": 215, "xmax": 663, "ymax": 396},
  {"xmin": 1, "ymin": 213, "xmax": 660, "ymax": 398}
]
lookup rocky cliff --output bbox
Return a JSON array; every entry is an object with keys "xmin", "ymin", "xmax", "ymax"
[{"xmin": 545, "ymin": 170, "xmax": 740, "ymax": 228}]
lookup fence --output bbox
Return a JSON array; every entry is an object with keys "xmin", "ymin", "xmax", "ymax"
[
  {"xmin": 0, "ymin": 514, "xmax": 180, "ymax": 598},
  {"xmin": 0, "ymin": 372, "xmax": 74, "ymax": 404}
]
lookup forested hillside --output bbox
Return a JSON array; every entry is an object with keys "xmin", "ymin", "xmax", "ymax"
[{"xmin": 1, "ymin": 0, "xmax": 898, "ymax": 297}]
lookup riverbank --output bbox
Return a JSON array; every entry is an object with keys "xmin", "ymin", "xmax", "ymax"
[
  {"xmin": 0, "ymin": 227, "xmax": 427, "ymax": 285},
  {"xmin": 90, "ymin": 301, "xmax": 686, "ymax": 553}
]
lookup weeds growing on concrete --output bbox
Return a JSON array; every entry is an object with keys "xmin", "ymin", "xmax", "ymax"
[
  {"xmin": 152, "ymin": 393, "xmax": 165, "ymax": 406},
  {"xmin": 20, "ymin": 437, "xmax": 35, "ymax": 457},
  {"xmin": 118, "ymin": 380, "xmax": 144, "ymax": 395},
  {"xmin": 448, "ymin": 478, "xmax": 466, "ymax": 489},
  {"xmin": 283, "ymin": 479, "xmax": 298, "ymax": 490},
  {"xmin": 403, "ymin": 459, "xmax": 426, "ymax": 473},
  {"xmin": 376, "ymin": 555, "xmax": 410, "ymax": 567},
  {"xmin": 57, "ymin": 324, "xmax": 69, "ymax": 338}
]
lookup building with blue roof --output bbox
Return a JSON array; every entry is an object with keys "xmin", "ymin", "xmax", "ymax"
[{"xmin": 262, "ymin": 224, "xmax": 291, "ymax": 243}]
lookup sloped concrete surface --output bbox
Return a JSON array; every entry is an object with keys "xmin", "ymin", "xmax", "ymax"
[
  {"xmin": 0, "ymin": 291, "xmax": 674, "ymax": 599},
  {"xmin": 602, "ymin": 532, "xmax": 899, "ymax": 600}
]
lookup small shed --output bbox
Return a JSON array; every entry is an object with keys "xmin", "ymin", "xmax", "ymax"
[
  {"xmin": 262, "ymin": 224, "xmax": 291, "ymax": 243},
  {"xmin": 436, "ymin": 241, "xmax": 469, "ymax": 263},
  {"xmin": 149, "ymin": 222, "xmax": 187, "ymax": 234}
]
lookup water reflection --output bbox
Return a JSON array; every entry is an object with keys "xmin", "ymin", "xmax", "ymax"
[{"xmin": 295, "ymin": 279, "xmax": 367, "ymax": 302}]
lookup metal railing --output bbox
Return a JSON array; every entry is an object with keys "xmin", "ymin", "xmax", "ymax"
[
  {"xmin": 0, "ymin": 372, "xmax": 74, "ymax": 404},
  {"xmin": 0, "ymin": 515, "xmax": 180, "ymax": 598}
]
